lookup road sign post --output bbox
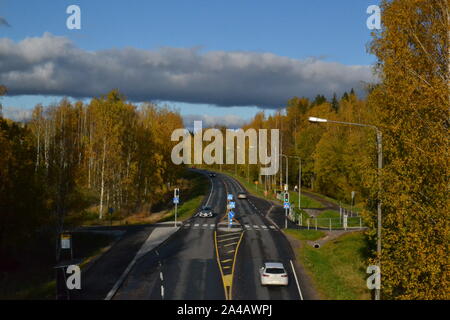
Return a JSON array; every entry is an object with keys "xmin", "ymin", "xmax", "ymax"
[
  {"xmin": 283, "ymin": 192, "xmax": 290, "ymax": 229},
  {"xmin": 174, "ymin": 188, "xmax": 180, "ymax": 227},
  {"xmin": 228, "ymin": 211, "xmax": 234, "ymax": 229}
]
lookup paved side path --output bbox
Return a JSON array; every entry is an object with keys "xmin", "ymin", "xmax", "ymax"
[{"xmin": 72, "ymin": 225, "xmax": 178, "ymax": 300}]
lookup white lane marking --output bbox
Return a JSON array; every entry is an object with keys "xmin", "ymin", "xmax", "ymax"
[
  {"xmin": 105, "ymin": 228, "xmax": 175, "ymax": 300},
  {"xmin": 269, "ymin": 225, "xmax": 275, "ymax": 229},
  {"xmin": 245, "ymin": 225, "xmax": 251, "ymax": 229},
  {"xmin": 161, "ymin": 285, "xmax": 164, "ymax": 299},
  {"xmin": 160, "ymin": 272, "xmax": 163, "ymax": 281},
  {"xmin": 194, "ymin": 223, "xmax": 199, "ymax": 227},
  {"xmin": 290, "ymin": 260, "xmax": 304, "ymax": 300},
  {"xmin": 205, "ymin": 174, "xmax": 214, "ymax": 206},
  {"xmin": 210, "ymin": 224, "xmax": 215, "ymax": 228},
  {"xmin": 185, "ymin": 223, "xmax": 190, "ymax": 227},
  {"xmin": 203, "ymin": 224, "xmax": 208, "ymax": 227},
  {"xmin": 261, "ymin": 225, "xmax": 268, "ymax": 229},
  {"xmin": 253, "ymin": 225, "xmax": 259, "ymax": 229}
]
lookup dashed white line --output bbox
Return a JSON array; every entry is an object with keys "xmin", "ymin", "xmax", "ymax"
[
  {"xmin": 161, "ymin": 285, "xmax": 164, "ymax": 299},
  {"xmin": 160, "ymin": 272, "xmax": 163, "ymax": 281}
]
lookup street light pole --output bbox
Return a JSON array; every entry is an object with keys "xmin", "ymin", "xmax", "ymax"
[
  {"xmin": 288, "ymin": 156, "xmax": 302, "ymax": 222},
  {"xmin": 309, "ymin": 116, "xmax": 383, "ymax": 300},
  {"xmin": 281, "ymin": 154, "xmax": 288, "ymax": 190}
]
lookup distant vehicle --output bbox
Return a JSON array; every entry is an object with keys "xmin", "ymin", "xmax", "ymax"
[
  {"xmin": 209, "ymin": 173, "xmax": 216, "ymax": 178},
  {"xmin": 198, "ymin": 206, "xmax": 214, "ymax": 218},
  {"xmin": 260, "ymin": 262, "xmax": 288, "ymax": 286},
  {"xmin": 237, "ymin": 192, "xmax": 247, "ymax": 199}
]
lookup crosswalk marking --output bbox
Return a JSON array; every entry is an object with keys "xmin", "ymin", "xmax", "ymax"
[{"xmin": 184, "ymin": 223, "xmax": 277, "ymax": 231}]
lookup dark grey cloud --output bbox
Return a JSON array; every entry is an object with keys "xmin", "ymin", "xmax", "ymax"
[
  {"xmin": 0, "ymin": 17, "xmax": 10, "ymax": 27},
  {"xmin": 0, "ymin": 33, "xmax": 376, "ymax": 108}
]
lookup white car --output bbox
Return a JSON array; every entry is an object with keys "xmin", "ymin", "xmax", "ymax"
[
  {"xmin": 237, "ymin": 192, "xmax": 247, "ymax": 199},
  {"xmin": 260, "ymin": 262, "xmax": 289, "ymax": 286},
  {"xmin": 198, "ymin": 206, "xmax": 214, "ymax": 218}
]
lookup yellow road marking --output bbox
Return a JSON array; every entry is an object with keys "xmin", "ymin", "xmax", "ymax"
[
  {"xmin": 229, "ymin": 231, "xmax": 244, "ymax": 300},
  {"xmin": 214, "ymin": 231, "xmax": 229, "ymax": 300},
  {"xmin": 223, "ymin": 274, "xmax": 232, "ymax": 287},
  {"xmin": 218, "ymin": 237, "xmax": 240, "ymax": 243},
  {"xmin": 221, "ymin": 259, "xmax": 232, "ymax": 263},
  {"xmin": 217, "ymin": 233, "xmax": 238, "ymax": 238},
  {"xmin": 223, "ymin": 242, "xmax": 238, "ymax": 247},
  {"xmin": 227, "ymin": 250, "xmax": 235, "ymax": 253}
]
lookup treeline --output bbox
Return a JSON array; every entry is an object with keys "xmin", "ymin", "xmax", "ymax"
[
  {"xmin": 217, "ymin": 90, "xmax": 374, "ymax": 207},
  {"xmin": 0, "ymin": 89, "xmax": 184, "ymax": 262}
]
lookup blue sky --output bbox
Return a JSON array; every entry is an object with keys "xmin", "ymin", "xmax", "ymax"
[{"xmin": 0, "ymin": 0, "xmax": 380, "ymax": 125}]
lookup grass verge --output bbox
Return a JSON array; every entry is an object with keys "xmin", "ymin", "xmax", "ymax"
[
  {"xmin": 286, "ymin": 229, "xmax": 370, "ymax": 300},
  {"xmin": 0, "ymin": 232, "xmax": 117, "ymax": 299}
]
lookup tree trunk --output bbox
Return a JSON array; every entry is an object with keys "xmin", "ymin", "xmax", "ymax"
[{"xmin": 99, "ymin": 141, "xmax": 106, "ymax": 219}]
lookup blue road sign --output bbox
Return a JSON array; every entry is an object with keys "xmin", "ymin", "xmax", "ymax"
[
  {"xmin": 284, "ymin": 202, "xmax": 290, "ymax": 209},
  {"xmin": 229, "ymin": 201, "xmax": 235, "ymax": 209},
  {"xmin": 227, "ymin": 194, "xmax": 233, "ymax": 200},
  {"xmin": 173, "ymin": 197, "xmax": 179, "ymax": 204},
  {"xmin": 228, "ymin": 211, "xmax": 234, "ymax": 226}
]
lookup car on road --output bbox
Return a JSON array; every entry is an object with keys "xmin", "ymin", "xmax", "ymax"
[
  {"xmin": 198, "ymin": 206, "xmax": 214, "ymax": 218},
  {"xmin": 237, "ymin": 192, "xmax": 247, "ymax": 199},
  {"xmin": 259, "ymin": 262, "xmax": 289, "ymax": 286}
]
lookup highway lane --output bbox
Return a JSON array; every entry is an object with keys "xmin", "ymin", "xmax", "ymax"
[
  {"xmin": 110, "ymin": 169, "xmax": 307, "ymax": 300},
  {"xmin": 113, "ymin": 171, "xmax": 227, "ymax": 300},
  {"xmin": 220, "ymin": 174, "xmax": 303, "ymax": 300}
]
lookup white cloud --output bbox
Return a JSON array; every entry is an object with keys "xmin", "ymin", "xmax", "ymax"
[
  {"xmin": 183, "ymin": 114, "xmax": 247, "ymax": 129},
  {"xmin": 1, "ymin": 106, "xmax": 32, "ymax": 122},
  {"xmin": 0, "ymin": 33, "xmax": 376, "ymax": 108}
]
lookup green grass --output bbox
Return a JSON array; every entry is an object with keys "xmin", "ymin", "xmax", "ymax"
[
  {"xmin": 289, "ymin": 191, "xmax": 324, "ymax": 209},
  {"xmin": 305, "ymin": 190, "xmax": 363, "ymax": 213},
  {"xmin": 161, "ymin": 171, "xmax": 208, "ymax": 222},
  {"xmin": 288, "ymin": 230, "xmax": 371, "ymax": 300},
  {"xmin": 285, "ymin": 229, "xmax": 325, "ymax": 241}
]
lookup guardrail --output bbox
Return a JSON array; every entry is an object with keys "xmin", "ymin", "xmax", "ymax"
[{"xmin": 288, "ymin": 208, "xmax": 366, "ymax": 231}]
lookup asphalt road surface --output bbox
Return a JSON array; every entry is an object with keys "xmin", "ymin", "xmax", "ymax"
[{"xmin": 80, "ymin": 170, "xmax": 311, "ymax": 300}]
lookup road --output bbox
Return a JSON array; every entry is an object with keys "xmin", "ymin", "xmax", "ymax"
[{"xmin": 78, "ymin": 170, "xmax": 311, "ymax": 300}]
